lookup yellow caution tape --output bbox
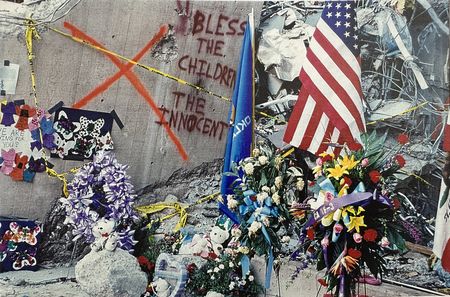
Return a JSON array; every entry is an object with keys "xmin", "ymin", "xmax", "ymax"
[
  {"xmin": 135, "ymin": 192, "xmax": 220, "ymax": 232},
  {"xmin": 398, "ymin": 169, "xmax": 433, "ymax": 186},
  {"xmin": 45, "ymin": 25, "xmax": 231, "ymax": 103},
  {"xmin": 25, "ymin": 19, "xmax": 79, "ymax": 196},
  {"xmin": 366, "ymin": 101, "xmax": 429, "ymax": 125}
]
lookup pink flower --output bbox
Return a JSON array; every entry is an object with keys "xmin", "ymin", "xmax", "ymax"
[
  {"xmin": 333, "ymin": 223, "xmax": 343, "ymax": 234},
  {"xmin": 325, "ymin": 191, "xmax": 334, "ymax": 202},
  {"xmin": 321, "ymin": 237, "xmax": 330, "ymax": 247},
  {"xmin": 381, "ymin": 237, "xmax": 390, "ymax": 248},
  {"xmin": 353, "ymin": 233, "xmax": 362, "ymax": 243},
  {"xmin": 316, "ymin": 158, "xmax": 323, "ymax": 166},
  {"xmin": 361, "ymin": 158, "xmax": 369, "ymax": 167}
]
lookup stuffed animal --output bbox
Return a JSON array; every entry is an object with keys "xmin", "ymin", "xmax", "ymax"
[
  {"xmin": 179, "ymin": 226, "xmax": 229, "ymax": 258},
  {"xmin": 150, "ymin": 277, "xmax": 171, "ymax": 297},
  {"xmin": 209, "ymin": 226, "xmax": 229, "ymax": 255},
  {"xmin": 91, "ymin": 218, "xmax": 118, "ymax": 252}
]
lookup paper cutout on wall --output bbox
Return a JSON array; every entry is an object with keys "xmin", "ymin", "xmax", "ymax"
[
  {"xmin": 0, "ymin": 102, "xmax": 55, "ymax": 182},
  {"xmin": 52, "ymin": 107, "xmax": 114, "ymax": 160}
]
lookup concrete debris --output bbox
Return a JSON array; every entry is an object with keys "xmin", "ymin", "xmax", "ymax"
[
  {"xmin": 385, "ymin": 252, "xmax": 447, "ymax": 289},
  {"xmin": 257, "ymin": 24, "xmax": 310, "ymax": 81},
  {"xmin": 75, "ymin": 249, "xmax": 147, "ymax": 297},
  {"xmin": 151, "ymin": 27, "xmax": 179, "ymax": 63},
  {"xmin": 135, "ymin": 158, "xmax": 224, "ymax": 235},
  {"xmin": 0, "ymin": 0, "xmax": 75, "ymax": 39}
]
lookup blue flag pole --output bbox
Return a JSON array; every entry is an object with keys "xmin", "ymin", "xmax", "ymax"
[{"xmin": 219, "ymin": 12, "xmax": 255, "ymax": 223}]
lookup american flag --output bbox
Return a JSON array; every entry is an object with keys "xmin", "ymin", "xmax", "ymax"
[{"xmin": 283, "ymin": 1, "xmax": 365, "ymax": 155}]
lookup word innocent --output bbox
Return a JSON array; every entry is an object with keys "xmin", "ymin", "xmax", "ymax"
[{"xmin": 155, "ymin": 91, "xmax": 228, "ymax": 140}]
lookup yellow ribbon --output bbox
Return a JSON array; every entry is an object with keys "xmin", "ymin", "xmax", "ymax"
[
  {"xmin": 135, "ymin": 192, "xmax": 221, "ymax": 232},
  {"xmin": 25, "ymin": 18, "xmax": 79, "ymax": 196}
]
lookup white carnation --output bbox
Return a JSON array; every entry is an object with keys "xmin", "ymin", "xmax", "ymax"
[
  {"xmin": 231, "ymin": 228, "xmax": 242, "ymax": 238},
  {"xmin": 275, "ymin": 176, "xmax": 283, "ymax": 189},
  {"xmin": 227, "ymin": 198, "xmax": 238, "ymax": 209},
  {"xmin": 272, "ymin": 192, "xmax": 281, "ymax": 205},
  {"xmin": 258, "ymin": 155, "xmax": 268, "ymax": 165},
  {"xmin": 257, "ymin": 192, "xmax": 268, "ymax": 204},
  {"xmin": 296, "ymin": 178, "xmax": 305, "ymax": 190},
  {"xmin": 244, "ymin": 163, "xmax": 254, "ymax": 175}
]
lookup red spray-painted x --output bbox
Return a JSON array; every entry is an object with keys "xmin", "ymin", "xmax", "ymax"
[{"xmin": 65, "ymin": 22, "xmax": 189, "ymax": 160}]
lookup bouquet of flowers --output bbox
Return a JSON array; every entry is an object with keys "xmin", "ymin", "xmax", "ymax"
[
  {"xmin": 59, "ymin": 150, "xmax": 139, "ymax": 252},
  {"xmin": 224, "ymin": 141, "xmax": 306, "ymax": 288},
  {"xmin": 186, "ymin": 254, "xmax": 262, "ymax": 296},
  {"xmin": 297, "ymin": 132, "xmax": 407, "ymax": 296}
]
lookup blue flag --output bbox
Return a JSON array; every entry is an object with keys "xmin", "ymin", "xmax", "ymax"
[{"xmin": 219, "ymin": 13, "xmax": 254, "ymax": 222}]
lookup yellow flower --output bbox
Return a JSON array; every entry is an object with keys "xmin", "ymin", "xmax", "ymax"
[
  {"xmin": 356, "ymin": 206, "xmax": 365, "ymax": 215},
  {"xmin": 346, "ymin": 215, "xmax": 367, "ymax": 233},
  {"xmin": 326, "ymin": 164, "xmax": 349, "ymax": 180},
  {"xmin": 319, "ymin": 151, "xmax": 335, "ymax": 158},
  {"xmin": 338, "ymin": 184, "xmax": 349, "ymax": 197},
  {"xmin": 339, "ymin": 154, "xmax": 360, "ymax": 170},
  {"xmin": 342, "ymin": 206, "xmax": 355, "ymax": 217},
  {"xmin": 312, "ymin": 165, "xmax": 322, "ymax": 175}
]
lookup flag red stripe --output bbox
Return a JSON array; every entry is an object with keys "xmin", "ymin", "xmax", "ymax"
[
  {"xmin": 299, "ymin": 104, "xmax": 324, "ymax": 150},
  {"xmin": 315, "ymin": 30, "xmax": 363, "ymax": 99},
  {"xmin": 284, "ymin": 90, "xmax": 309, "ymax": 144},
  {"xmin": 316, "ymin": 121, "xmax": 335, "ymax": 153},
  {"xmin": 300, "ymin": 69, "xmax": 350, "ymax": 134},
  {"xmin": 305, "ymin": 50, "xmax": 365, "ymax": 132},
  {"xmin": 444, "ymin": 123, "xmax": 450, "ymax": 151}
]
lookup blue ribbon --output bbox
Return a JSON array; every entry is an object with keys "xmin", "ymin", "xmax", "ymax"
[
  {"xmin": 237, "ymin": 189, "xmax": 279, "ymax": 289},
  {"xmin": 265, "ymin": 248, "xmax": 274, "ymax": 289},
  {"xmin": 241, "ymin": 254, "xmax": 250, "ymax": 277}
]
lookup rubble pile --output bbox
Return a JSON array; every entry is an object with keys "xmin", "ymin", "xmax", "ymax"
[{"xmin": 385, "ymin": 252, "xmax": 447, "ymax": 290}]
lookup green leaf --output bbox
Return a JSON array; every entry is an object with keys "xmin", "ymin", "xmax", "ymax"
[{"xmin": 260, "ymin": 171, "xmax": 268, "ymax": 187}]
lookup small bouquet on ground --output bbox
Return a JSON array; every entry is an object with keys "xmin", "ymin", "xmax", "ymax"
[
  {"xmin": 297, "ymin": 132, "xmax": 407, "ymax": 297},
  {"xmin": 224, "ymin": 141, "xmax": 307, "ymax": 288},
  {"xmin": 185, "ymin": 254, "xmax": 262, "ymax": 296},
  {"xmin": 59, "ymin": 150, "xmax": 139, "ymax": 252}
]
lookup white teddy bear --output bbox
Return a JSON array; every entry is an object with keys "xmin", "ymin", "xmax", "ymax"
[
  {"xmin": 90, "ymin": 218, "xmax": 119, "ymax": 252},
  {"xmin": 179, "ymin": 226, "xmax": 229, "ymax": 258},
  {"xmin": 150, "ymin": 277, "xmax": 171, "ymax": 297}
]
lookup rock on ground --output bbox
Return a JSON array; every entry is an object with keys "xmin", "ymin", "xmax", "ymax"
[{"xmin": 75, "ymin": 248, "xmax": 147, "ymax": 297}]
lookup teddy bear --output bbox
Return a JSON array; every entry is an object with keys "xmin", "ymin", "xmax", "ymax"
[
  {"xmin": 90, "ymin": 218, "xmax": 119, "ymax": 252},
  {"xmin": 150, "ymin": 277, "xmax": 171, "ymax": 297},
  {"xmin": 179, "ymin": 226, "xmax": 229, "ymax": 258}
]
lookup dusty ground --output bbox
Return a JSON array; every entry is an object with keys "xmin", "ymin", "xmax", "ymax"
[{"xmin": 0, "ymin": 266, "xmax": 89, "ymax": 297}]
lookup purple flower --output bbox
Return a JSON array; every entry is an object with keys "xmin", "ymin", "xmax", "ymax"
[{"xmin": 60, "ymin": 151, "xmax": 138, "ymax": 251}]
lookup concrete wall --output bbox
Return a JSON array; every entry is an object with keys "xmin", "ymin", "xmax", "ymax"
[{"xmin": 0, "ymin": 0, "xmax": 262, "ymax": 220}]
